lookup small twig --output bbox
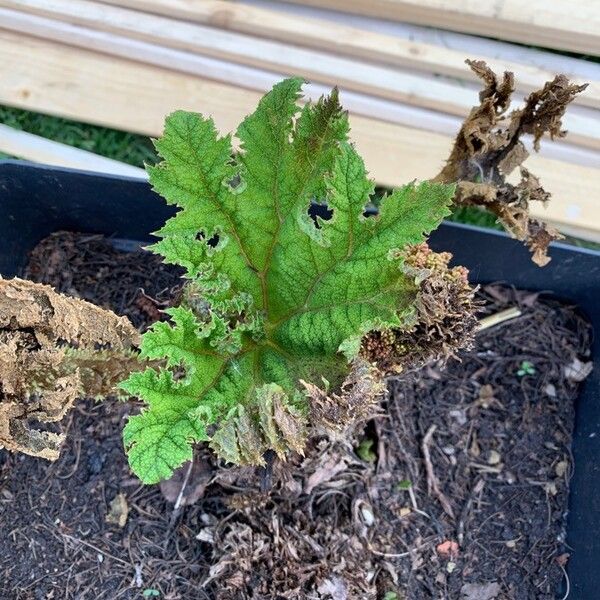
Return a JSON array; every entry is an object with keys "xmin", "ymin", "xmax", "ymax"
[
  {"xmin": 559, "ymin": 562, "xmax": 570, "ymax": 600},
  {"xmin": 59, "ymin": 532, "xmax": 131, "ymax": 567},
  {"xmin": 407, "ymin": 485, "xmax": 432, "ymax": 520},
  {"xmin": 173, "ymin": 459, "xmax": 194, "ymax": 512},
  {"xmin": 368, "ymin": 544, "xmax": 411, "ymax": 559},
  {"xmin": 457, "ymin": 478, "xmax": 485, "ymax": 545},
  {"xmin": 422, "ymin": 425, "xmax": 455, "ymax": 519},
  {"xmin": 477, "ymin": 307, "xmax": 522, "ymax": 332},
  {"xmin": 163, "ymin": 457, "xmax": 194, "ymax": 553}
]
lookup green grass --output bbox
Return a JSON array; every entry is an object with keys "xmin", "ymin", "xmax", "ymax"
[
  {"xmin": 0, "ymin": 105, "xmax": 156, "ymax": 167},
  {"xmin": 1, "ymin": 104, "xmax": 597, "ymax": 250}
]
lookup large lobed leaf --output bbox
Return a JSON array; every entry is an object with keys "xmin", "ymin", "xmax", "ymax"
[{"xmin": 121, "ymin": 78, "xmax": 454, "ymax": 483}]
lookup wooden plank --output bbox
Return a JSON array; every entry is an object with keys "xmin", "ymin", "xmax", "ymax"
[
  {"xmin": 276, "ymin": 0, "xmax": 600, "ymax": 55},
  {"xmin": 0, "ymin": 123, "xmax": 147, "ymax": 177},
  {"xmin": 2, "ymin": 2, "xmax": 599, "ymax": 151},
  {"xmin": 2, "ymin": 6, "xmax": 597, "ymax": 170},
  {"xmin": 0, "ymin": 30, "xmax": 598, "ymax": 238},
  {"xmin": 95, "ymin": 0, "xmax": 600, "ymax": 110},
  {"xmin": 246, "ymin": 0, "xmax": 600, "ymax": 81},
  {"xmin": 1, "ymin": 7, "xmax": 597, "ymax": 165}
]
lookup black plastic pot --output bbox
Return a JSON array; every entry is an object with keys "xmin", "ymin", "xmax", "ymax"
[{"xmin": 1, "ymin": 160, "xmax": 598, "ymax": 598}]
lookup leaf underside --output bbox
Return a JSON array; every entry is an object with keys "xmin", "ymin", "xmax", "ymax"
[{"xmin": 121, "ymin": 78, "xmax": 454, "ymax": 483}]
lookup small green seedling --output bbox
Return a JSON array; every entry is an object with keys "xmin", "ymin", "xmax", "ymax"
[
  {"xmin": 357, "ymin": 438, "xmax": 377, "ymax": 462},
  {"xmin": 517, "ymin": 360, "xmax": 536, "ymax": 377},
  {"xmin": 396, "ymin": 479, "xmax": 412, "ymax": 491}
]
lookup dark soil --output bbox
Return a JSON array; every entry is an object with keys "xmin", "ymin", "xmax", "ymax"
[{"xmin": 0, "ymin": 232, "xmax": 592, "ymax": 599}]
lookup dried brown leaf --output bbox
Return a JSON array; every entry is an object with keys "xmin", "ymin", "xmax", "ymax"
[
  {"xmin": 0, "ymin": 277, "xmax": 140, "ymax": 460},
  {"xmin": 159, "ymin": 456, "xmax": 212, "ymax": 506},
  {"xmin": 210, "ymin": 384, "xmax": 308, "ymax": 466},
  {"xmin": 304, "ymin": 456, "xmax": 347, "ymax": 494},
  {"xmin": 434, "ymin": 60, "xmax": 586, "ymax": 266},
  {"xmin": 301, "ymin": 359, "xmax": 385, "ymax": 434}
]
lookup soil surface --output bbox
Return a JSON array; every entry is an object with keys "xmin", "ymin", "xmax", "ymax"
[{"xmin": 0, "ymin": 232, "xmax": 592, "ymax": 599}]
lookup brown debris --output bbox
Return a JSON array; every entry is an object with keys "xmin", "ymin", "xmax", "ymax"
[
  {"xmin": 360, "ymin": 243, "xmax": 478, "ymax": 375},
  {"xmin": 0, "ymin": 277, "xmax": 140, "ymax": 460},
  {"xmin": 435, "ymin": 59, "xmax": 587, "ymax": 266},
  {"xmin": 301, "ymin": 359, "xmax": 385, "ymax": 435}
]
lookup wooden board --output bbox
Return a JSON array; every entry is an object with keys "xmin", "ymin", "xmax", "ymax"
[
  {"xmin": 0, "ymin": 123, "xmax": 147, "ymax": 177},
  {"xmin": 277, "ymin": 0, "xmax": 600, "ymax": 55},
  {"xmin": 94, "ymin": 0, "xmax": 600, "ymax": 110},
  {"xmin": 1, "ymin": 30, "xmax": 598, "ymax": 238},
  {"xmin": 0, "ymin": 6, "xmax": 597, "ymax": 168},
  {"xmin": 2, "ymin": 2, "xmax": 599, "ymax": 151}
]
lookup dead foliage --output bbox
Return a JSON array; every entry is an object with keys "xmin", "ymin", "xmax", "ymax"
[
  {"xmin": 0, "ymin": 277, "xmax": 139, "ymax": 460},
  {"xmin": 204, "ymin": 435, "xmax": 380, "ymax": 599},
  {"xmin": 435, "ymin": 60, "xmax": 588, "ymax": 266},
  {"xmin": 301, "ymin": 359, "xmax": 385, "ymax": 436},
  {"xmin": 361, "ymin": 243, "xmax": 478, "ymax": 375},
  {"xmin": 300, "ymin": 243, "xmax": 478, "ymax": 441},
  {"xmin": 210, "ymin": 384, "xmax": 308, "ymax": 467}
]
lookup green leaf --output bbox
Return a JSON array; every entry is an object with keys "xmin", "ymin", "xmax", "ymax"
[
  {"xmin": 121, "ymin": 79, "xmax": 454, "ymax": 483},
  {"xmin": 357, "ymin": 437, "xmax": 377, "ymax": 463}
]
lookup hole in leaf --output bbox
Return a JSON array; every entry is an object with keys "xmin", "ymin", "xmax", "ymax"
[
  {"xmin": 228, "ymin": 174, "xmax": 242, "ymax": 188},
  {"xmin": 363, "ymin": 203, "xmax": 378, "ymax": 218},
  {"xmin": 308, "ymin": 201, "xmax": 333, "ymax": 229},
  {"xmin": 225, "ymin": 173, "xmax": 247, "ymax": 195},
  {"xmin": 172, "ymin": 365, "xmax": 187, "ymax": 382},
  {"xmin": 195, "ymin": 230, "xmax": 220, "ymax": 248}
]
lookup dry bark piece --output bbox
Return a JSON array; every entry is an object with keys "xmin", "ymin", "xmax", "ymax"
[
  {"xmin": 435, "ymin": 59, "xmax": 587, "ymax": 266},
  {"xmin": 0, "ymin": 277, "xmax": 140, "ymax": 460}
]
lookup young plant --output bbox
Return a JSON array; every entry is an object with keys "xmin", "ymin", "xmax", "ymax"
[
  {"xmin": 2, "ymin": 64, "xmax": 584, "ymax": 485},
  {"xmin": 119, "ymin": 78, "xmax": 458, "ymax": 483}
]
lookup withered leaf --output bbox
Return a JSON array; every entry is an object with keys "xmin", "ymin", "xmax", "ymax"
[
  {"xmin": 434, "ymin": 60, "xmax": 586, "ymax": 266},
  {"xmin": 0, "ymin": 277, "xmax": 140, "ymax": 461},
  {"xmin": 159, "ymin": 456, "xmax": 212, "ymax": 506}
]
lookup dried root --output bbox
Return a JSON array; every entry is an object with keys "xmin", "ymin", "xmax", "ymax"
[
  {"xmin": 435, "ymin": 59, "xmax": 587, "ymax": 266},
  {"xmin": 0, "ymin": 277, "xmax": 140, "ymax": 460},
  {"xmin": 360, "ymin": 244, "xmax": 478, "ymax": 375}
]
